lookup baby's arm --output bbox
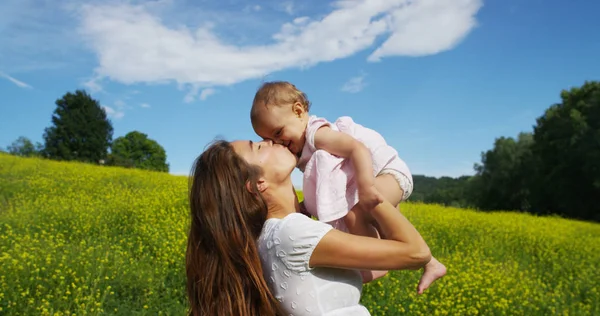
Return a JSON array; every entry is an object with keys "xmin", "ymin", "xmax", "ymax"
[
  {"xmin": 313, "ymin": 126, "xmax": 389, "ymax": 282},
  {"xmin": 313, "ymin": 126, "xmax": 383, "ymax": 209}
]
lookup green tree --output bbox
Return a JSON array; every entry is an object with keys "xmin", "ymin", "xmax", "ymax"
[
  {"xmin": 472, "ymin": 132, "xmax": 535, "ymax": 212},
  {"xmin": 43, "ymin": 90, "xmax": 113, "ymax": 163},
  {"xmin": 411, "ymin": 175, "xmax": 475, "ymax": 208},
  {"xmin": 7, "ymin": 136, "xmax": 44, "ymax": 157},
  {"xmin": 108, "ymin": 131, "xmax": 169, "ymax": 172},
  {"xmin": 531, "ymin": 81, "xmax": 600, "ymax": 221}
]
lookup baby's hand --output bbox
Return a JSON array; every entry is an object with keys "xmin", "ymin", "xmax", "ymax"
[{"xmin": 358, "ymin": 185, "xmax": 384, "ymax": 211}]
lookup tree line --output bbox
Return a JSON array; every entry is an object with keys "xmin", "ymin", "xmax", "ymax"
[
  {"xmin": 411, "ymin": 81, "xmax": 600, "ymax": 222},
  {"xmin": 2, "ymin": 90, "xmax": 169, "ymax": 173}
]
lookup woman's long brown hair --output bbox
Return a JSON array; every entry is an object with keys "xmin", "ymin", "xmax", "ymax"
[{"xmin": 186, "ymin": 140, "xmax": 283, "ymax": 316}]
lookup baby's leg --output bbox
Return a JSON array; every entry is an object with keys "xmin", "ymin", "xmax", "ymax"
[
  {"xmin": 373, "ymin": 172, "xmax": 447, "ymax": 294},
  {"xmin": 343, "ymin": 205, "xmax": 388, "ymax": 283},
  {"xmin": 352, "ymin": 173, "xmax": 403, "ymax": 239},
  {"xmin": 343, "ymin": 173, "xmax": 405, "ymax": 282},
  {"xmin": 371, "ymin": 173, "xmax": 404, "ymax": 234}
]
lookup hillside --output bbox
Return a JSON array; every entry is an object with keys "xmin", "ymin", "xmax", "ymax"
[{"xmin": 1, "ymin": 154, "xmax": 599, "ymax": 315}]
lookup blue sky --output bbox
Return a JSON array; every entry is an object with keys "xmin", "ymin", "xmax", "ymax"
[{"xmin": 1, "ymin": 0, "xmax": 599, "ymax": 186}]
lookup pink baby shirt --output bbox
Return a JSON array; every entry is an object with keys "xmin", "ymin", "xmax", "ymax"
[{"xmin": 298, "ymin": 115, "xmax": 412, "ymax": 228}]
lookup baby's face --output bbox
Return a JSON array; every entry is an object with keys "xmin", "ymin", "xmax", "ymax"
[{"xmin": 253, "ymin": 103, "xmax": 307, "ymax": 156}]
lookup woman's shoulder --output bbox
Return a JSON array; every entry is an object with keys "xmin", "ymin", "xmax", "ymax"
[
  {"xmin": 263, "ymin": 213, "xmax": 334, "ymax": 272},
  {"xmin": 268, "ymin": 213, "xmax": 333, "ymax": 246},
  {"xmin": 268, "ymin": 213, "xmax": 326, "ymax": 232}
]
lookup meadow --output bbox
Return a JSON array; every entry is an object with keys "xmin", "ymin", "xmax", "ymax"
[{"xmin": 1, "ymin": 153, "xmax": 599, "ymax": 315}]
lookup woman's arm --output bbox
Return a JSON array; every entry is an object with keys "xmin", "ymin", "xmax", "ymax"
[{"xmin": 309, "ymin": 199, "xmax": 431, "ymax": 271}]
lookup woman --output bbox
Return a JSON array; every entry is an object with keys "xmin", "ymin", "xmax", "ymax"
[{"xmin": 186, "ymin": 139, "xmax": 431, "ymax": 316}]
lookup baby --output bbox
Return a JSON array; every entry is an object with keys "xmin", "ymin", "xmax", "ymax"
[{"xmin": 250, "ymin": 81, "xmax": 446, "ymax": 294}]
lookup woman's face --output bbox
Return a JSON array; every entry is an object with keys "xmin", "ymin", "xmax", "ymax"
[{"xmin": 232, "ymin": 139, "xmax": 298, "ymax": 186}]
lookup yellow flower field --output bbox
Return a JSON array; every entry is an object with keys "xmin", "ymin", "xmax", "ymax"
[{"xmin": 1, "ymin": 153, "xmax": 599, "ymax": 315}]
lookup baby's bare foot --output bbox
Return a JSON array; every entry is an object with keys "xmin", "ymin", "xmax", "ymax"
[{"xmin": 417, "ymin": 257, "xmax": 446, "ymax": 294}]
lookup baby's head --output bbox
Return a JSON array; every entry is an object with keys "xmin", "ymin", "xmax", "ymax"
[{"xmin": 250, "ymin": 81, "xmax": 310, "ymax": 156}]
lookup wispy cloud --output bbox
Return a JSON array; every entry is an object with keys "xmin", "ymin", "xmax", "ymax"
[
  {"xmin": 78, "ymin": 0, "xmax": 483, "ymax": 100},
  {"xmin": 199, "ymin": 88, "xmax": 216, "ymax": 101},
  {"xmin": 183, "ymin": 85, "xmax": 201, "ymax": 103},
  {"xmin": 0, "ymin": 71, "xmax": 32, "ymax": 89},
  {"xmin": 341, "ymin": 75, "xmax": 367, "ymax": 93},
  {"xmin": 281, "ymin": 1, "xmax": 294, "ymax": 15},
  {"xmin": 140, "ymin": 103, "xmax": 151, "ymax": 108},
  {"xmin": 184, "ymin": 86, "xmax": 216, "ymax": 103},
  {"xmin": 0, "ymin": 0, "xmax": 87, "ymax": 74},
  {"xmin": 102, "ymin": 105, "xmax": 125, "ymax": 119},
  {"xmin": 82, "ymin": 77, "xmax": 103, "ymax": 93},
  {"xmin": 114, "ymin": 100, "xmax": 126, "ymax": 108},
  {"xmin": 244, "ymin": 4, "xmax": 261, "ymax": 12}
]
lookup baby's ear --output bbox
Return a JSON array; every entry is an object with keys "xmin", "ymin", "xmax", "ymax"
[{"xmin": 292, "ymin": 101, "xmax": 305, "ymax": 117}]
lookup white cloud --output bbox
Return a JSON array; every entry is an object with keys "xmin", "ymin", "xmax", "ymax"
[
  {"xmin": 281, "ymin": 1, "xmax": 294, "ymax": 15},
  {"xmin": 114, "ymin": 99, "xmax": 126, "ymax": 108},
  {"xmin": 140, "ymin": 103, "xmax": 151, "ymax": 108},
  {"xmin": 199, "ymin": 88, "xmax": 216, "ymax": 100},
  {"xmin": 0, "ymin": 71, "xmax": 32, "ymax": 89},
  {"xmin": 244, "ymin": 4, "xmax": 261, "ymax": 12},
  {"xmin": 183, "ymin": 85, "xmax": 201, "ymax": 103},
  {"xmin": 183, "ymin": 86, "xmax": 216, "ymax": 102},
  {"xmin": 82, "ymin": 77, "xmax": 103, "ymax": 93},
  {"xmin": 341, "ymin": 75, "xmax": 366, "ymax": 93},
  {"xmin": 0, "ymin": 0, "xmax": 85, "ymax": 74},
  {"xmin": 78, "ymin": 0, "xmax": 482, "ymax": 98},
  {"xmin": 368, "ymin": 0, "xmax": 483, "ymax": 61},
  {"xmin": 103, "ymin": 105, "xmax": 125, "ymax": 119}
]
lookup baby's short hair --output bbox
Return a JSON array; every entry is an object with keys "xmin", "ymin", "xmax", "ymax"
[{"xmin": 250, "ymin": 81, "xmax": 311, "ymax": 123}]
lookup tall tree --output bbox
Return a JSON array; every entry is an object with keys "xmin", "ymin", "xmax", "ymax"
[
  {"xmin": 109, "ymin": 131, "xmax": 169, "ymax": 172},
  {"xmin": 7, "ymin": 136, "xmax": 44, "ymax": 157},
  {"xmin": 43, "ymin": 90, "xmax": 113, "ymax": 163},
  {"xmin": 472, "ymin": 132, "xmax": 535, "ymax": 212},
  {"xmin": 532, "ymin": 81, "xmax": 600, "ymax": 221}
]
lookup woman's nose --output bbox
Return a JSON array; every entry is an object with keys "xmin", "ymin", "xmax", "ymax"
[{"xmin": 263, "ymin": 139, "xmax": 275, "ymax": 146}]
